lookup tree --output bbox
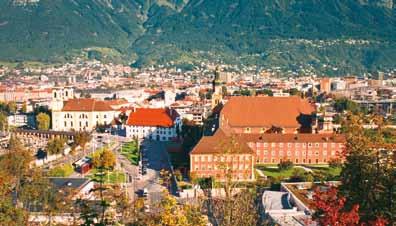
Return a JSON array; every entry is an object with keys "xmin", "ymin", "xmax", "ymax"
[
  {"xmin": 7, "ymin": 101, "xmax": 17, "ymax": 114},
  {"xmin": 278, "ymin": 159, "xmax": 294, "ymax": 171},
  {"xmin": 21, "ymin": 102, "xmax": 27, "ymax": 113},
  {"xmin": 312, "ymin": 186, "xmax": 360, "ymax": 226},
  {"xmin": 46, "ymin": 137, "xmax": 66, "ymax": 155},
  {"xmin": 36, "ymin": 112, "xmax": 50, "ymax": 130},
  {"xmin": 92, "ymin": 149, "xmax": 116, "ymax": 170},
  {"xmin": 312, "ymin": 186, "xmax": 389, "ymax": 226},
  {"xmin": 340, "ymin": 113, "xmax": 396, "ymax": 222},
  {"xmin": 74, "ymin": 131, "xmax": 92, "ymax": 153},
  {"xmin": 0, "ymin": 111, "xmax": 8, "ymax": 131}
]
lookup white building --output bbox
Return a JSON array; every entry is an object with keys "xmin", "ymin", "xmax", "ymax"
[
  {"xmin": 125, "ymin": 108, "xmax": 182, "ymax": 141},
  {"xmin": 52, "ymin": 98, "xmax": 128, "ymax": 131}
]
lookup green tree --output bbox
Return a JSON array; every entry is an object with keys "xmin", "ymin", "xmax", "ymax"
[{"xmin": 36, "ymin": 112, "xmax": 50, "ymax": 130}]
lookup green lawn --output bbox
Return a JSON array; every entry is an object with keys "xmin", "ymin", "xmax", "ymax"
[
  {"xmin": 87, "ymin": 168, "xmax": 126, "ymax": 184},
  {"xmin": 256, "ymin": 166, "xmax": 296, "ymax": 178},
  {"xmin": 256, "ymin": 165, "xmax": 342, "ymax": 180},
  {"xmin": 120, "ymin": 141, "xmax": 139, "ymax": 165},
  {"xmin": 307, "ymin": 166, "xmax": 342, "ymax": 179}
]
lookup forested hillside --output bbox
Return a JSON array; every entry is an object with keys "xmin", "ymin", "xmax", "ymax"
[{"xmin": 0, "ymin": 0, "xmax": 395, "ymax": 73}]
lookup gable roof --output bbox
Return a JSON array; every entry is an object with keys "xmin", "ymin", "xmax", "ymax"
[
  {"xmin": 221, "ymin": 96, "xmax": 316, "ymax": 128},
  {"xmin": 62, "ymin": 98, "xmax": 114, "ymax": 112},
  {"xmin": 190, "ymin": 129, "xmax": 254, "ymax": 155},
  {"xmin": 126, "ymin": 108, "xmax": 179, "ymax": 127}
]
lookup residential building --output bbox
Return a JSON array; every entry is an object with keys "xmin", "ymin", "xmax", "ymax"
[{"xmin": 125, "ymin": 108, "xmax": 182, "ymax": 141}]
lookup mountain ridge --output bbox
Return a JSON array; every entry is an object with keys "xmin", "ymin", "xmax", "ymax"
[{"xmin": 0, "ymin": 0, "xmax": 395, "ymax": 74}]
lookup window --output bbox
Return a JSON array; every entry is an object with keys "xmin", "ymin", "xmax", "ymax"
[
  {"xmin": 295, "ymin": 143, "xmax": 300, "ymax": 148},
  {"xmin": 279, "ymin": 151, "xmax": 284, "ymax": 156},
  {"xmin": 323, "ymin": 150, "xmax": 327, "ymax": 156},
  {"xmin": 315, "ymin": 151, "xmax": 319, "ymax": 156},
  {"xmin": 315, "ymin": 143, "xmax": 319, "ymax": 147},
  {"xmin": 245, "ymin": 127, "xmax": 251, "ymax": 133},
  {"xmin": 331, "ymin": 143, "xmax": 336, "ymax": 148},
  {"xmin": 64, "ymin": 121, "xmax": 67, "ymax": 127},
  {"xmin": 323, "ymin": 143, "xmax": 327, "ymax": 148},
  {"xmin": 279, "ymin": 143, "xmax": 284, "ymax": 148},
  {"xmin": 287, "ymin": 151, "xmax": 291, "ymax": 156},
  {"xmin": 264, "ymin": 150, "xmax": 268, "ymax": 155},
  {"xmin": 308, "ymin": 143, "xmax": 312, "ymax": 147},
  {"xmin": 308, "ymin": 151, "xmax": 312, "ymax": 156},
  {"xmin": 260, "ymin": 128, "xmax": 265, "ymax": 133},
  {"xmin": 288, "ymin": 143, "xmax": 292, "ymax": 147},
  {"xmin": 264, "ymin": 143, "xmax": 268, "ymax": 147},
  {"xmin": 295, "ymin": 151, "xmax": 299, "ymax": 156},
  {"xmin": 271, "ymin": 151, "xmax": 275, "ymax": 156}
]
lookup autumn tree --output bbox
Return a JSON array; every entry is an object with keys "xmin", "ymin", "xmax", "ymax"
[
  {"xmin": 0, "ymin": 111, "xmax": 8, "ymax": 131},
  {"xmin": 36, "ymin": 112, "xmax": 50, "ymax": 130},
  {"xmin": 46, "ymin": 137, "xmax": 66, "ymax": 155},
  {"xmin": 92, "ymin": 148, "xmax": 116, "ymax": 170},
  {"xmin": 312, "ymin": 186, "xmax": 360, "ymax": 225},
  {"xmin": 7, "ymin": 101, "xmax": 17, "ymax": 114},
  {"xmin": 74, "ymin": 131, "xmax": 92, "ymax": 154},
  {"xmin": 340, "ymin": 113, "xmax": 396, "ymax": 222}
]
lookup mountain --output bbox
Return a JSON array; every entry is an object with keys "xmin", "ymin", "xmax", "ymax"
[{"xmin": 0, "ymin": 0, "xmax": 395, "ymax": 74}]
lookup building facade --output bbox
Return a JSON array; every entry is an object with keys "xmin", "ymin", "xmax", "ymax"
[
  {"xmin": 52, "ymin": 98, "xmax": 127, "ymax": 131},
  {"xmin": 125, "ymin": 108, "xmax": 182, "ymax": 141}
]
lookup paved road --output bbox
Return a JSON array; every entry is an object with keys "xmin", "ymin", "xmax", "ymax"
[{"xmin": 140, "ymin": 140, "xmax": 178, "ymax": 203}]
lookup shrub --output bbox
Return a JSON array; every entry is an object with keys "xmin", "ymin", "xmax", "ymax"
[
  {"xmin": 328, "ymin": 158, "xmax": 342, "ymax": 168},
  {"xmin": 278, "ymin": 160, "xmax": 294, "ymax": 171}
]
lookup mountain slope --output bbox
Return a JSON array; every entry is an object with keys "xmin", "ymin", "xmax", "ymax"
[{"xmin": 0, "ymin": 0, "xmax": 395, "ymax": 74}]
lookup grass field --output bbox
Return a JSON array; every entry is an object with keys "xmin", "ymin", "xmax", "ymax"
[
  {"xmin": 256, "ymin": 166, "xmax": 296, "ymax": 178},
  {"xmin": 120, "ymin": 141, "xmax": 139, "ymax": 165},
  {"xmin": 88, "ymin": 169, "xmax": 126, "ymax": 184},
  {"xmin": 256, "ymin": 165, "xmax": 342, "ymax": 180},
  {"xmin": 48, "ymin": 164, "xmax": 74, "ymax": 177}
]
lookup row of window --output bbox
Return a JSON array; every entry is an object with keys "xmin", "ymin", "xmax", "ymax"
[
  {"xmin": 64, "ymin": 114, "xmax": 108, "ymax": 119},
  {"xmin": 194, "ymin": 163, "xmax": 251, "ymax": 171},
  {"xmin": 257, "ymin": 150, "xmax": 337, "ymax": 156},
  {"xmin": 250, "ymin": 142, "xmax": 343, "ymax": 148},
  {"xmin": 258, "ymin": 158, "xmax": 327, "ymax": 164},
  {"xmin": 192, "ymin": 155, "xmax": 251, "ymax": 162}
]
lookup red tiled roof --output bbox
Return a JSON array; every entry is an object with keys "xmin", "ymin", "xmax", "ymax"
[
  {"xmin": 190, "ymin": 129, "xmax": 254, "ymax": 155},
  {"xmin": 126, "ymin": 108, "xmax": 179, "ymax": 127},
  {"xmin": 62, "ymin": 98, "xmax": 113, "ymax": 112},
  {"xmin": 221, "ymin": 96, "xmax": 316, "ymax": 128}
]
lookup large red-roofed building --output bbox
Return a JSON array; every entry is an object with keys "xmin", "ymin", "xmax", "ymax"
[
  {"xmin": 126, "ymin": 108, "xmax": 182, "ymax": 141},
  {"xmin": 190, "ymin": 96, "xmax": 345, "ymax": 181}
]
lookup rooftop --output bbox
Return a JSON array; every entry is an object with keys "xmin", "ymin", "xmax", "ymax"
[
  {"xmin": 221, "ymin": 96, "xmax": 316, "ymax": 128},
  {"xmin": 126, "ymin": 108, "xmax": 179, "ymax": 127}
]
